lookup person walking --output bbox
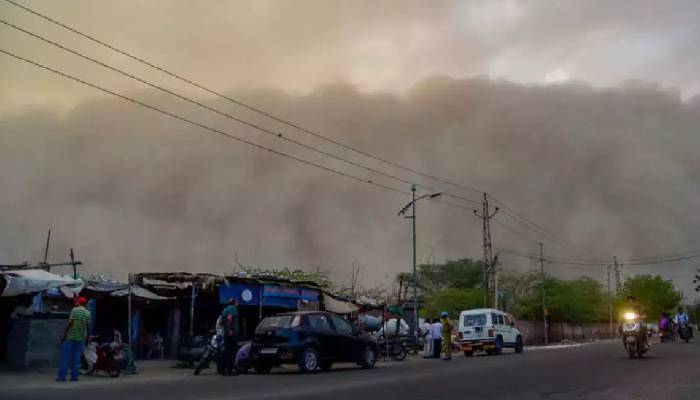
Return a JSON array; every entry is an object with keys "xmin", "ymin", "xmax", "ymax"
[
  {"xmin": 220, "ymin": 298, "xmax": 240, "ymax": 375},
  {"xmin": 57, "ymin": 297, "xmax": 91, "ymax": 382},
  {"xmin": 422, "ymin": 319, "xmax": 433, "ymax": 358},
  {"xmin": 431, "ymin": 317, "xmax": 443, "ymax": 359},
  {"xmin": 440, "ymin": 311, "xmax": 453, "ymax": 361}
]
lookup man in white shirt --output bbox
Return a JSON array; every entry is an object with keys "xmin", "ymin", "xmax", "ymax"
[
  {"xmin": 422, "ymin": 319, "xmax": 433, "ymax": 358},
  {"xmin": 432, "ymin": 319, "xmax": 443, "ymax": 359}
]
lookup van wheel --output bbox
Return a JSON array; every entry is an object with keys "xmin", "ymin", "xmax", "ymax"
[
  {"xmin": 464, "ymin": 350, "xmax": 473, "ymax": 357},
  {"xmin": 515, "ymin": 336, "xmax": 524, "ymax": 353},
  {"xmin": 298, "ymin": 348, "xmax": 319, "ymax": 373}
]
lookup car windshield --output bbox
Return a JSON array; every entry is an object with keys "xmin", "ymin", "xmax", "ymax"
[
  {"xmin": 463, "ymin": 314, "xmax": 487, "ymax": 327},
  {"xmin": 255, "ymin": 315, "xmax": 294, "ymax": 333}
]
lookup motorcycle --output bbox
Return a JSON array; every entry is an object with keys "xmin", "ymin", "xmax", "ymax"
[
  {"xmin": 621, "ymin": 311, "xmax": 648, "ymax": 359},
  {"xmin": 81, "ymin": 336, "xmax": 127, "ymax": 377},
  {"xmin": 678, "ymin": 323, "xmax": 692, "ymax": 343},
  {"xmin": 377, "ymin": 336, "xmax": 407, "ymax": 361},
  {"xmin": 194, "ymin": 333, "xmax": 224, "ymax": 375}
]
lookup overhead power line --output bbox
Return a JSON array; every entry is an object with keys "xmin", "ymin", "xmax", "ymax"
[
  {"xmin": 0, "ymin": 18, "xmax": 483, "ymax": 207},
  {"xmin": 2, "ymin": 0, "xmax": 591, "ymax": 254},
  {"xmin": 0, "ymin": 48, "xmax": 415, "ymax": 198}
]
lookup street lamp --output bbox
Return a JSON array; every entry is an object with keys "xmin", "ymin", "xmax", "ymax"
[{"xmin": 398, "ymin": 184, "xmax": 442, "ymax": 343}]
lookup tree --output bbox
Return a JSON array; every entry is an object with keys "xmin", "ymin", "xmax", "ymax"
[
  {"xmin": 617, "ymin": 274, "xmax": 681, "ymax": 319},
  {"xmin": 498, "ymin": 271, "xmax": 540, "ymax": 319},
  {"xmin": 421, "ymin": 288, "xmax": 483, "ymax": 319},
  {"xmin": 415, "ymin": 258, "xmax": 485, "ymax": 292},
  {"xmin": 518, "ymin": 277, "xmax": 607, "ymax": 324}
]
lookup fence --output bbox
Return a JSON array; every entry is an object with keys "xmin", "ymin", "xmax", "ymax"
[{"xmin": 515, "ymin": 321, "xmax": 618, "ymax": 345}]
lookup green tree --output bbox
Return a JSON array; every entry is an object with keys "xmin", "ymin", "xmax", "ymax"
[
  {"xmin": 415, "ymin": 258, "xmax": 485, "ymax": 292},
  {"xmin": 519, "ymin": 277, "xmax": 606, "ymax": 324},
  {"xmin": 421, "ymin": 288, "xmax": 483, "ymax": 319},
  {"xmin": 616, "ymin": 274, "xmax": 681, "ymax": 320},
  {"xmin": 498, "ymin": 271, "xmax": 540, "ymax": 319}
]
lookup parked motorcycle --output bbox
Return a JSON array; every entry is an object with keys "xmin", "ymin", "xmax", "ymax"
[
  {"xmin": 194, "ymin": 333, "xmax": 224, "ymax": 375},
  {"xmin": 621, "ymin": 311, "xmax": 648, "ymax": 359},
  {"xmin": 81, "ymin": 336, "xmax": 127, "ymax": 377},
  {"xmin": 377, "ymin": 336, "xmax": 407, "ymax": 361}
]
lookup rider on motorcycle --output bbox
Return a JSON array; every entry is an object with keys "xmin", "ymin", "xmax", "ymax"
[
  {"xmin": 674, "ymin": 307, "xmax": 692, "ymax": 338},
  {"xmin": 621, "ymin": 296, "xmax": 648, "ymax": 347}
]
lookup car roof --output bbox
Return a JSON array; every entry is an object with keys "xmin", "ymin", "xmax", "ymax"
[{"xmin": 267, "ymin": 311, "xmax": 333, "ymax": 317}]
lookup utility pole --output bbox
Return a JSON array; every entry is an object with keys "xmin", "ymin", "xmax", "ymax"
[
  {"xmin": 69, "ymin": 249, "xmax": 78, "ymax": 279},
  {"xmin": 41, "ymin": 229, "xmax": 52, "ymax": 271},
  {"xmin": 607, "ymin": 265, "xmax": 613, "ymax": 339},
  {"xmin": 613, "ymin": 257, "xmax": 622, "ymax": 294},
  {"xmin": 539, "ymin": 242, "xmax": 548, "ymax": 345},
  {"xmin": 474, "ymin": 193, "xmax": 498, "ymax": 308}
]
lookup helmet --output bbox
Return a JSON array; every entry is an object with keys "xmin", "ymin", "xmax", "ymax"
[{"xmin": 440, "ymin": 311, "xmax": 449, "ymax": 318}]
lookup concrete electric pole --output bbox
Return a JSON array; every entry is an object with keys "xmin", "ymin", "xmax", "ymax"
[{"xmin": 474, "ymin": 193, "xmax": 498, "ymax": 308}]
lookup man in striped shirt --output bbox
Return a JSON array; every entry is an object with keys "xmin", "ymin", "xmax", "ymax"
[{"xmin": 57, "ymin": 296, "xmax": 91, "ymax": 382}]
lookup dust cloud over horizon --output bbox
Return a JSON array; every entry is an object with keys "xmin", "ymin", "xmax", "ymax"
[{"xmin": 1, "ymin": 76, "xmax": 699, "ymax": 299}]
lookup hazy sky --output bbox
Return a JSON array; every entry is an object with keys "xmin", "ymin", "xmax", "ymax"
[
  {"xmin": 1, "ymin": 1, "xmax": 699, "ymax": 299},
  {"xmin": 2, "ymin": 0, "xmax": 699, "ymax": 114}
]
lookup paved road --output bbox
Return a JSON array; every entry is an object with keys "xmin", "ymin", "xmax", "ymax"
[{"xmin": 4, "ymin": 339, "xmax": 699, "ymax": 400}]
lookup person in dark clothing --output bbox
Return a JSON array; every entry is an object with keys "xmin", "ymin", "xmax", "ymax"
[{"xmin": 220, "ymin": 298, "xmax": 240, "ymax": 376}]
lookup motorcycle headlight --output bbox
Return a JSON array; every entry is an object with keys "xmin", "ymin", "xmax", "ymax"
[{"xmin": 624, "ymin": 312, "xmax": 638, "ymax": 321}]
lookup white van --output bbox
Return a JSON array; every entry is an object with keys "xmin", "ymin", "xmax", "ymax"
[{"xmin": 458, "ymin": 308, "xmax": 524, "ymax": 356}]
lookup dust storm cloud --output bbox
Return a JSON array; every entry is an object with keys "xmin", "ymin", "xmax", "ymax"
[{"xmin": 1, "ymin": 77, "xmax": 699, "ymax": 297}]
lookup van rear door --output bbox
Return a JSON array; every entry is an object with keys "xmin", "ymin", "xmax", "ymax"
[{"xmin": 460, "ymin": 313, "xmax": 487, "ymax": 341}]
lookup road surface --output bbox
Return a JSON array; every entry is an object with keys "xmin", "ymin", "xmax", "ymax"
[{"xmin": 4, "ymin": 339, "xmax": 698, "ymax": 400}]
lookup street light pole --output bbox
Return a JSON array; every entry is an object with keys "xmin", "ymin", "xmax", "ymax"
[
  {"xmin": 398, "ymin": 186, "xmax": 441, "ymax": 344},
  {"xmin": 411, "ymin": 184, "xmax": 418, "ymax": 344},
  {"xmin": 539, "ymin": 242, "xmax": 548, "ymax": 346}
]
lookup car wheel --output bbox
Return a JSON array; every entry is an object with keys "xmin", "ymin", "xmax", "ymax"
[
  {"xmin": 360, "ymin": 345, "xmax": 377, "ymax": 369},
  {"xmin": 494, "ymin": 336, "xmax": 503, "ymax": 355},
  {"xmin": 253, "ymin": 362, "xmax": 273, "ymax": 374},
  {"xmin": 463, "ymin": 350, "xmax": 473, "ymax": 357},
  {"xmin": 515, "ymin": 336, "xmax": 524, "ymax": 354},
  {"xmin": 298, "ymin": 348, "xmax": 319, "ymax": 373}
]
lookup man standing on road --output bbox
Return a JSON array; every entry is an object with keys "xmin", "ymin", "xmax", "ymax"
[
  {"xmin": 220, "ymin": 298, "xmax": 240, "ymax": 376},
  {"xmin": 57, "ymin": 296, "xmax": 91, "ymax": 382},
  {"xmin": 422, "ymin": 319, "xmax": 433, "ymax": 358},
  {"xmin": 440, "ymin": 311, "xmax": 453, "ymax": 361},
  {"xmin": 431, "ymin": 317, "xmax": 442, "ymax": 359}
]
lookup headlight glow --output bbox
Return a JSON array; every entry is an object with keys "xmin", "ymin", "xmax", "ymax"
[{"xmin": 624, "ymin": 312, "xmax": 638, "ymax": 321}]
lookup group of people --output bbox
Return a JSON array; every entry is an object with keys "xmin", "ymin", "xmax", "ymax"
[
  {"xmin": 421, "ymin": 311, "xmax": 454, "ymax": 360},
  {"xmin": 659, "ymin": 307, "xmax": 694, "ymax": 339}
]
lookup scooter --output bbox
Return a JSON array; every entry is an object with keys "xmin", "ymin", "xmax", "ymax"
[
  {"xmin": 621, "ymin": 311, "xmax": 648, "ymax": 359},
  {"xmin": 81, "ymin": 336, "xmax": 125, "ymax": 377},
  {"xmin": 194, "ymin": 333, "xmax": 224, "ymax": 375}
]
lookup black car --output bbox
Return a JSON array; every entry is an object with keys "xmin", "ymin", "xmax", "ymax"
[{"xmin": 251, "ymin": 311, "xmax": 378, "ymax": 373}]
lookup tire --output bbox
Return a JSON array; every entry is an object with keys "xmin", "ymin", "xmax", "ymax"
[
  {"xmin": 298, "ymin": 348, "xmax": 319, "ymax": 373},
  {"xmin": 360, "ymin": 345, "xmax": 377, "ymax": 369},
  {"xmin": 515, "ymin": 336, "xmax": 524, "ymax": 354},
  {"xmin": 253, "ymin": 362, "xmax": 273, "ymax": 374},
  {"xmin": 319, "ymin": 361, "xmax": 333, "ymax": 372},
  {"xmin": 627, "ymin": 343, "xmax": 636, "ymax": 359},
  {"xmin": 494, "ymin": 337, "xmax": 503, "ymax": 355},
  {"xmin": 108, "ymin": 368, "xmax": 121, "ymax": 378},
  {"xmin": 463, "ymin": 351, "xmax": 473, "ymax": 357},
  {"xmin": 392, "ymin": 344, "xmax": 407, "ymax": 361}
]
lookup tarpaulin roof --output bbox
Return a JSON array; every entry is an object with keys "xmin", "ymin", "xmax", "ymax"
[
  {"xmin": 322, "ymin": 293, "xmax": 358, "ymax": 314},
  {"xmin": 0, "ymin": 269, "xmax": 83, "ymax": 297},
  {"xmin": 110, "ymin": 285, "xmax": 172, "ymax": 300}
]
